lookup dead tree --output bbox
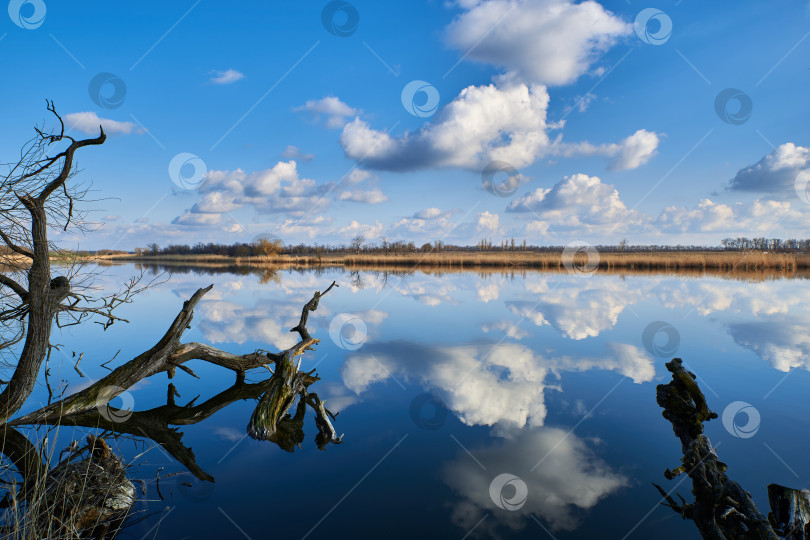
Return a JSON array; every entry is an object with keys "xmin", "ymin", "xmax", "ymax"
[
  {"xmin": 11, "ymin": 280, "xmax": 338, "ymax": 426},
  {"xmin": 1, "ymin": 279, "xmax": 341, "ymax": 537},
  {"xmin": 0, "ymin": 104, "xmax": 343, "ymax": 536},
  {"xmin": 655, "ymin": 358, "xmax": 810, "ymax": 538},
  {"xmin": 0, "ymin": 101, "xmax": 110, "ymax": 424},
  {"xmin": 11, "ymin": 281, "xmax": 342, "ymax": 454}
]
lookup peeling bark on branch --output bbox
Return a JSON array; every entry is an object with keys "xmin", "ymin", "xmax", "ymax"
[{"xmin": 308, "ymin": 391, "xmax": 342, "ymax": 449}]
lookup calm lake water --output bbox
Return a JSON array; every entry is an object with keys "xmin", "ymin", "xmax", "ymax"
[{"xmin": 13, "ymin": 263, "xmax": 810, "ymax": 539}]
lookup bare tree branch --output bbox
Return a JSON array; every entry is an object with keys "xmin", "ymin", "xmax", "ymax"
[
  {"xmin": 36, "ymin": 126, "xmax": 105, "ymax": 202},
  {"xmin": 11, "ymin": 281, "xmax": 338, "ymax": 425},
  {"xmin": 0, "ymin": 275, "xmax": 27, "ymax": 302},
  {"xmin": 0, "ymin": 230, "xmax": 33, "ymax": 259}
]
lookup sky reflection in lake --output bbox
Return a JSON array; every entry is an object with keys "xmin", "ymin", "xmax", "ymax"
[{"xmin": 16, "ymin": 264, "xmax": 810, "ymax": 539}]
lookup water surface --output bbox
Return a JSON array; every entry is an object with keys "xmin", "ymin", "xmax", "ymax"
[{"xmin": 12, "ymin": 264, "xmax": 810, "ymax": 539}]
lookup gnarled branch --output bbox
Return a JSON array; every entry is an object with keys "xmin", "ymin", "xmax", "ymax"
[
  {"xmin": 35, "ymin": 104, "xmax": 105, "ymax": 203},
  {"xmin": 12, "ymin": 281, "xmax": 338, "ymax": 426}
]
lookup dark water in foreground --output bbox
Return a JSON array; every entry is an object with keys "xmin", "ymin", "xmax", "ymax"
[{"xmin": 10, "ymin": 264, "xmax": 810, "ymax": 539}]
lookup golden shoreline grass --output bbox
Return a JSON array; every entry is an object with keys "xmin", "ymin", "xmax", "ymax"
[{"xmin": 85, "ymin": 250, "xmax": 810, "ymax": 277}]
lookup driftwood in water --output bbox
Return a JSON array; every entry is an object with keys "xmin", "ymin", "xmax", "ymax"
[
  {"xmin": 10, "ymin": 381, "xmax": 273, "ymax": 483},
  {"xmin": 246, "ymin": 280, "xmax": 343, "ymax": 448},
  {"xmin": 9, "ymin": 281, "xmax": 342, "ymax": 491},
  {"xmin": 247, "ymin": 350, "xmax": 309, "ymax": 440},
  {"xmin": 13, "ymin": 371, "xmax": 339, "ymax": 484},
  {"xmin": 654, "ymin": 358, "xmax": 810, "ymax": 539},
  {"xmin": 13, "ymin": 281, "xmax": 338, "ymax": 427},
  {"xmin": 308, "ymin": 392, "xmax": 341, "ymax": 450},
  {"xmin": 44, "ymin": 436, "xmax": 135, "ymax": 536}
]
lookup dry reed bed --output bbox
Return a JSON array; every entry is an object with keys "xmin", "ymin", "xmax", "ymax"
[
  {"xmin": 87, "ymin": 251, "xmax": 810, "ymax": 279},
  {"xmin": 336, "ymin": 251, "xmax": 808, "ymax": 270}
]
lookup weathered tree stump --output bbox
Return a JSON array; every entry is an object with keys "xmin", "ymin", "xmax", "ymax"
[
  {"xmin": 655, "ymin": 358, "xmax": 810, "ymax": 539},
  {"xmin": 1, "ymin": 434, "xmax": 135, "ymax": 539},
  {"xmin": 45, "ymin": 436, "xmax": 135, "ymax": 535},
  {"xmin": 246, "ymin": 281, "xmax": 343, "ymax": 448},
  {"xmin": 768, "ymin": 484, "xmax": 810, "ymax": 539}
]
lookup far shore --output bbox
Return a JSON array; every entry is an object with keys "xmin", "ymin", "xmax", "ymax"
[{"xmin": 76, "ymin": 250, "xmax": 810, "ymax": 278}]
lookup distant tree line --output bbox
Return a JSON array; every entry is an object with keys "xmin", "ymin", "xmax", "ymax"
[
  {"xmin": 106, "ymin": 236, "xmax": 810, "ymax": 257},
  {"xmin": 135, "ymin": 238, "xmax": 283, "ymax": 257},
  {"xmin": 719, "ymin": 237, "xmax": 810, "ymax": 252}
]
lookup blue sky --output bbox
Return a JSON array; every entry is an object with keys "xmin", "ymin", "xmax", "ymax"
[{"xmin": 2, "ymin": 0, "xmax": 809, "ymax": 250}]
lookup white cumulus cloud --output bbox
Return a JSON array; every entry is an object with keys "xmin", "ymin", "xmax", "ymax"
[
  {"xmin": 728, "ymin": 142, "xmax": 810, "ymax": 195},
  {"xmin": 341, "ymin": 80, "xmax": 552, "ymax": 171},
  {"xmin": 446, "ymin": 0, "xmax": 631, "ymax": 86},
  {"xmin": 340, "ymin": 79, "xmax": 658, "ymax": 173},
  {"xmin": 443, "ymin": 428, "xmax": 628, "ymax": 534},
  {"xmin": 507, "ymin": 174, "xmax": 642, "ymax": 233}
]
